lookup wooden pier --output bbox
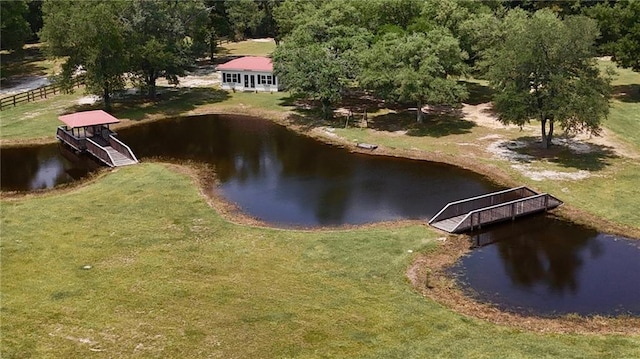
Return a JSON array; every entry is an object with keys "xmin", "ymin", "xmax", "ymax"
[
  {"xmin": 429, "ymin": 187, "xmax": 562, "ymax": 233},
  {"xmin": 56, "ymin": 110, "xmax": 138, "ymax": 167}
]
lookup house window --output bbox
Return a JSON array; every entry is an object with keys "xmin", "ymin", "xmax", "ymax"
[
  {"xmin": 258, "ymin": 75, "xmax": 273, "ymax": 85},
  {"xmin": 224, "ymin": 73, "xmax": 240, "ymax": 84}
]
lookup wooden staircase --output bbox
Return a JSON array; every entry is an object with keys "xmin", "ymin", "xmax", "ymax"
[{"xmin": 104, "ymin": 146, "xmax": 137, "ymax": 166}]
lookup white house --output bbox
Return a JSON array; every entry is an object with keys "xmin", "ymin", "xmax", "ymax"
[{"xmin": 216, "ymin": 56, "xmax": 280, "ymax": 92}]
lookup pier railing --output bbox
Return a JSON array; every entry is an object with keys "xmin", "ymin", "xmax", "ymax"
[
  {"xmin": 108, "ymin": 135, "xmax": 138, "ymax": 163},
  {"xmin": 452, "ymin": 193, "xmax": 557, "ymax": 233},
  {"xmin": 56, "ymin": 126, "xmax": 85, "ymax": 151},
  {"xmin": 86, "ymin": 138, "xmax": 115, "ymax": 167},
  {"xmin": 429, "ymin": 186, "xmax": 535, "ymax": 225}
]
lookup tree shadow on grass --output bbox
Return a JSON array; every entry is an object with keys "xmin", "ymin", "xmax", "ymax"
[
  {"xmin": 509, "ymin": 136, "xmax": 618, "ymax": 171},
  {"xmin": 461, "ymin": 80, "xmax": 495, "ymax": 105},
  {"xmin": 612, "ymin": 84, "xmax": 640, "ymax": 103},
  {"xmin": 0, "ymin": 47, "xmax": 49, "ymax": 86},
  {"xmin": 368, "ymin": 107, "xmax": 476, "ymax": 138},
  {"xmin": 66, "ymin": 87, "xmax": 230, "ymax": 121}
]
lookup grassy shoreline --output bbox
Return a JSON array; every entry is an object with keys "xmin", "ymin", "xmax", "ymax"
[{"xmin": 3, "ymin": 162, "xmax": 639, "ymax": 358}]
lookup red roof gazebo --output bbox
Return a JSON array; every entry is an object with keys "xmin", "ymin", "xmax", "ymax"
[{"xmin": 58, "ymin": 110, "xmax": 120, "ymax": 128}]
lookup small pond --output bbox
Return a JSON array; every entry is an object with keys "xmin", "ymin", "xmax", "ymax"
[
  {"xmin": 450, "ymin": 215, "xmax": 640, "ymax": 317},
  {"xmin": 2, "ymin": 114, "xmax": 638, "ymax": 317}
]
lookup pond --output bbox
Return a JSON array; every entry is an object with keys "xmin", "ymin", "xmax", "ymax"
[
  {"xmin": 450, "ymin": 215, "xmax": 640, "ymax": 317},
  {"xmin": 2, "ymin": 114, "xmax": 638, "ymax": 317},
  {"xmin": 2, "ymin": 114, "xmax": 501, "ymax": 226}
]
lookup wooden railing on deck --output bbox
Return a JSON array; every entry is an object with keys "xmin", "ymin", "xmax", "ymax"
[
  {"xmin": 452, "ymin": 193, "xmax": 555, "ymax": 233},
  {"xmin": 56, "ymin": 126, "xmax": 85, "ymax": 151},
  {"xmin": 429, "ymin": 187, "xmax": 535, "ymax": 225},
  {"xmin": 108, "ymin": 135, "xmax": 138, "ymax": 162},
  {"xmin": 86, "ymin": 138, "xmax": 115, "ymax": 167}
]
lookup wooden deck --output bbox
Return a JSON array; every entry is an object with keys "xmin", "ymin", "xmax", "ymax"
[
  {"xmin": 429, "ymin": 187, "xmax": 562, "ymax": 233},
  {"xmin": 57, "ymin": 126, "xmax": 138, "ymax": 167}
]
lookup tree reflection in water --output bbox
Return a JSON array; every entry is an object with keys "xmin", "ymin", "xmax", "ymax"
[{"xmin": 460, "ymin": 215, "xmax": 640, "ymax": 316}]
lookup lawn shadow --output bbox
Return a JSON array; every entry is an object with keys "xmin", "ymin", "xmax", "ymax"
[
  {"xmin": 368, "ymin": 106, "xmax": 476, "ymax": 138},
  {"xmin": 461, "ymin": 80, "xmax": 495, "ymax": 105},
  {"xmin": 509, "ymin": 136, "xmax": 618, "ymax": 171},
  {"xmin": 612, "ymin": 84, "xmax": 640, "ymax": 103},
  {"xmin": 0, "ymin": 47, "xmax": 49, "ymax": 86},
  {"xmin": 66, "ymin": 87, "xmax": 230, "ymax": 121}
]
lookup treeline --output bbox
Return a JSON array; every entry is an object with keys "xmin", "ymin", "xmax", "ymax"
[{"xmin": 1, "ymin": 0, "xmax": 638, "ymax": 147}]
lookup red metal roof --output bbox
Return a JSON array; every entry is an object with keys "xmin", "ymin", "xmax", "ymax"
[
  {"xmin": 216, "ymin": 56, "xmax": 273, "ymax": 72},
  {"xmin": 58, "ymin": 110, "xmax": 120, "ymax": 128}
]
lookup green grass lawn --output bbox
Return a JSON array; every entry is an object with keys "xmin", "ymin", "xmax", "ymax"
[
  {"xmin": 598, "ymin": 59, "xmax": 640, "ymax": 150},
  {"xmin": 2, "ymin": 163, "xmax": 639, "ymax": 358},
  {"xmin": 218, "ymin": 39, "xmax": 276, "ymax": 57},
  {"xmin": 0, "ymin": 90, "xmax": 88, "ymax": 141}
]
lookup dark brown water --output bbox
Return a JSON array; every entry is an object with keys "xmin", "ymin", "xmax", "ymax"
[
  {"xmin": 450, "ymin": 216, "xmax": 640, "ymax": 316},
  {"xmin": 2, "ymin": 114, "xmax": 638, "ymax": 316},
  {"xmin": 1, "ymin": 144, "xmax": 99, "ymax": 191},
  {"xmin": 117, "ymin": 114, "xmax": 502, "ymax": 226}
]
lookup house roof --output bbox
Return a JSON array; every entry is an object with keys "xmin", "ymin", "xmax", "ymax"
[
  {"xmin": 58, "ymin": 110, "xmax": 120, "ymax": 128},
  {"xmin": 216, "ymin": 56, "xmax": 273, "ymax": 72}
]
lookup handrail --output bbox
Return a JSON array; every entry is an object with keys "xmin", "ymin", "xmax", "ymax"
[
  {"xmin": 56, "ymin": 126, "xmax": 85, "ymax": 151},
  {"xmin": 86, "ymin": 138, "xmax": 115, "ymax": 167},
  {"xmin": 429, "ymin": 186, "xmax": 531, "ymax": 224},
  {"xmin": 451, "ymin": 193, "xmax": 551, "ymax": 233},
  {"xmin": 108, "ymin": 135, "xmax": 138, "ymax": 163}
]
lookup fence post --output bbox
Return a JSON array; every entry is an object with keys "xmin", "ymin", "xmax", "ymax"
[{"xmin": 544, "ymin": 195, "xmax": 549, "ymax": 211}]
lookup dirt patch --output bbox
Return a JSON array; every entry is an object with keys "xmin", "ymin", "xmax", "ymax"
[{"xmin": 408, "ymin": 237, "xmax": 640, "ymax": 335}]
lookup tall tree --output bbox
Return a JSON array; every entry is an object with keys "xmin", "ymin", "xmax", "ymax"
[
  {"xmin": 359, "ymin": 30, "xmax": 468, "ymax": 123},
  {"xmin": 40, "ymin": 0, "xmax": 128, "ymax": 111},
  {"xmin": 203, "ymin": 0, "xmax": 232, "ymax": 60},
  {"xmin": 224, "ymin": 0, "xmax": 263, "ymax": 41},
  {"xmin": 1, "ymin": 0, "xmax": 32, "ymax": 51},
  {"xmin": 585, "ymin": 1, "xmax": 640, "ymax": 71},
  {"xmin": 483, "ymin": 9, "xmax": 612, "ymax": 148},
  {"xmin": 123, "ymin": 0, "xmax": 208, "ymax": 99},
  {"xmin": 273, "ymin": 2, "xmax": 371, "ymax": 118}
]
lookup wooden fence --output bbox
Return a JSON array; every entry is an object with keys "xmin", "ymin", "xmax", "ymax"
[{"xmin": 0, "ymin": 76, "xmax": 84, "ymax": 111}]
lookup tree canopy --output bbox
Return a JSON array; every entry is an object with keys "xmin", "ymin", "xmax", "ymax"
[
  {"xmin": 123, "ymin": 0, "xmax": 209, "ymax": 99},
  {"xmin": 40, "ymin": 0, "xmax": 129, "ymax": 111},
  {"xmin": 483, "ymin": 9, "xmax": 612, "ymax": 148},
  {"xmin": 1, "ymin": 0, "xmax": 32, "ymax": 52},
  {"xmin": 359, "ymin": 30, "xmax": 468, "ymax": 123}
]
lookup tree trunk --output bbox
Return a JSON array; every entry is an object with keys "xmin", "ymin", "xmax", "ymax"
[
  {"xmin": 103, "ymin": 85, "xmax": 111, "ymax": 112},
  {"xmin": 416, "ymin": 100, "xmax": 424, "ymax": 123},
  {"xmin": 540, "ymin": 117, "xmax": 555, "ymax": 149},
  {"xmin": 146, "ymin": 69, "xmax": 157, "ymax": 99},
  {"xmin": 541, "ymin": 118, "xmax": 548, "ymax": 149},
  {"xmin": 209, "ymin": 33, "xmax": 216, "ymax": 60},
  {"xmin": 321, "ymin": 99, "xmax": 332, "ymax": 120}
]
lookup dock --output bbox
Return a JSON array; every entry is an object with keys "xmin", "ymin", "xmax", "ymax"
[
  {"xmin": 429, "ymin": 187, "xmax": 562, "ymax": 233},
  {"xmin": 56, "ymin": 110, "xmax": 138, "ymax": 167}
]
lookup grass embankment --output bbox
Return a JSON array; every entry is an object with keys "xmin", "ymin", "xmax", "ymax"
[{"xmin": 3, "ymin": 163, "xmax": 639, "ymax": 358}]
